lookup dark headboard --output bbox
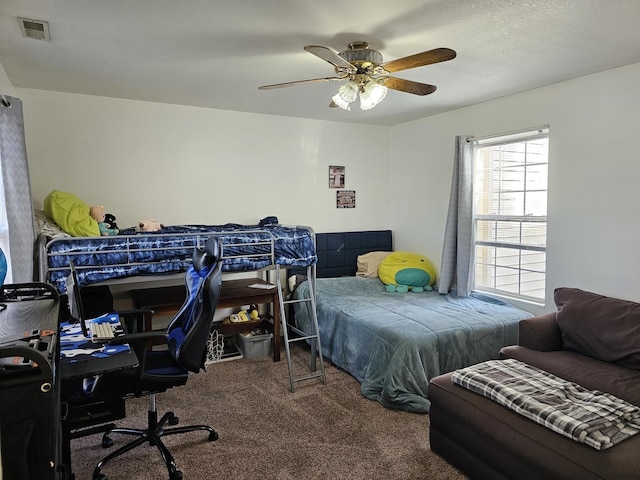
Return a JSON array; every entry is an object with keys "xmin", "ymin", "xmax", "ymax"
[{"xmin": 293, "ymin": 230, "xmax": 392, "ymax": 278}]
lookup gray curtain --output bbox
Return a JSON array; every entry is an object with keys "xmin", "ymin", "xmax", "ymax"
[
  {"xmin": 0, "ymin": 95, "xmax": 35, "ymax": 282},
  {"xmin": 438, "ymin": 135, "xmax": 474, "ymax": 296}
]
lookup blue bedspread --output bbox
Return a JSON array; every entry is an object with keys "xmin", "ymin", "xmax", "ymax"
[
  {"xmin": 45, "ymin": 224, "xmax": 316, "ymax": 293},
  {"xmin": 293, "ymin": 276, "xmax": 532, "ymax": 413}
]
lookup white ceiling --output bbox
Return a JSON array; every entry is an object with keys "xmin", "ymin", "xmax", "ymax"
[{"xmin": 1, "ymin": 0, "xmax": 640, "ymax": 126}]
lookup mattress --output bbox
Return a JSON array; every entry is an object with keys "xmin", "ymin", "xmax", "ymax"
[
  {"xmin": 293, "ymin": 276, "xmax": 532, "ymax": 413},
  {"xmin": 42, "ymin": 224, "xmax": 316, "ymax": 293}
]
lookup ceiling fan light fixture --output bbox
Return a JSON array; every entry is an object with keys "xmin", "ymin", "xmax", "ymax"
[
  {"xmin": 331, "ymin": 93, "xmax": 351, "ymax": 110},
  {"xmin": 338, "ymin": 81, "xmax": 359, "ymax": 102},
  {"xmin": 359, "ymin": 80, "xmax": 388, "ymax": 111},
  {"xmin": 259, "ymin": 42, "xmax": 456, "ymax": 111},
  {"xmin": 331, "ymin": 80, "xmax": 358, "ymax": 110}
]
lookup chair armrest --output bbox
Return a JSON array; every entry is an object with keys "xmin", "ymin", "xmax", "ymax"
[
  {"xmin": 107, "ymin": 330, "xmax": 167, "ymax": 347},
  {"xmin": 116, "ymin": 308, "xmax": 154, "ymax": 333},
  {"xmin": 518, "ymin": 312, "xmax": 562, "ymax": 351},
  {"xmin": 117, "ymin": 308, "xmax": 154, "ymax": 317},
  {"xmin": 108, "ymin": 331, "xmax": 169, "ymax": 381}
]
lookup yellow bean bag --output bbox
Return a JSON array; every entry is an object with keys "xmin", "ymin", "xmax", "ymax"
[{"xmin": 378, "ymin": 251, "xmax": 437, "ymax": 293}]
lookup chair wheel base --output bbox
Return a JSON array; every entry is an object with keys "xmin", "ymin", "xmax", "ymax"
[
  {"xmin": 101, "ymin": 436, "xmax": 114, "ymax": 448},
  {"xmin": 93, "ymin": 408, "xmax": 218, "ymax": 480}
]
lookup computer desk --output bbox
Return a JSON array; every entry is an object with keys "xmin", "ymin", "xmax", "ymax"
[
  {"xmin": 59, "ymin": 324, "xmax": 138, "ymax": 480},
  {"xmin": 60, "ymin": 339, "xmax": 139, "ymax": 379}
]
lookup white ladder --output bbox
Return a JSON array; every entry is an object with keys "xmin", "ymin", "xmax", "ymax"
[{"xmin": 275, "ymin": 264, "xmax": 326, "ymax": 392}]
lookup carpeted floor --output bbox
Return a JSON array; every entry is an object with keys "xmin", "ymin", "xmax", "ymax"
[{"xmin": 70, "ymin": 344, "xmax": 467, "ymax": 479}]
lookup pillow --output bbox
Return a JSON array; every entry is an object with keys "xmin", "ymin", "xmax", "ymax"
[
  {"xmin": 287, "ymin": 274, "xmax": 308, "ymax": 293},
  {"xmin": 356, "ymin": 251, "xmax": 391, "ymax": 278},
  {"xmin": 33, "ymin": 209, "xmax": 71, "ymax": 238},
  {"xmin": 43, "ymin": 190, "xmax": 100, "ymax": 237},
  {"xmin": 377, "ymin": 251, "xmax": 437, "ymax": 291},
  {"xmin": 555, "ymin": 287, "xmax": 640, "ymax": 370}
]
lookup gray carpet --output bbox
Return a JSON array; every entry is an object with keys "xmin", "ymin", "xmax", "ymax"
[{"xmin": 70, "ymin": 344, "xmax": 467, "ymax": 479}]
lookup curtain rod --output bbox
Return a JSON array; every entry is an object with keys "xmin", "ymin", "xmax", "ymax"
[
  {"xmin": 0, "ymin": 93, "xmax": 10, "ymax": 108},
  {"xmin": 466, "ymin": 125, "xmax": 549, "ymax": 143}
]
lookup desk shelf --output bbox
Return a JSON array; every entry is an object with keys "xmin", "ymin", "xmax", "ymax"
[{"xmin": 131, "ymin": 277, "xmax": 281, "ymax": 362}]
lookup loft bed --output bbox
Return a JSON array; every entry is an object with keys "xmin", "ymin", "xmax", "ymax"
[
  {"xmin": 37, "ymin": 224, "xmax": 317, "ymax": 294},
  {"xmin": 290, "ymin": 230, "xmax": 533, "ymax": 414}
]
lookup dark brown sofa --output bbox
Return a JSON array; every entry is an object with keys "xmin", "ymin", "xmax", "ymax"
[{"xmin": 428, "ymin": 287, "xmax": 640, "ymax": 480}]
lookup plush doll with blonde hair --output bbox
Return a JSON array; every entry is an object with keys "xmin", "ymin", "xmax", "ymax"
[{"xmin": 89, "ymin": 205, "xmax": 119, "ymax": 236}]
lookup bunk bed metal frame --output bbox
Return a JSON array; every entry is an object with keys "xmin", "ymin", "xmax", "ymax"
[
  {"xmin": 37, "ymin": 225, "xmax": 316, "ymax": 292},
  {"xmin": 38, "ymin": 230, "xmax": 275, "ymax": 287},
  {"xmin": 36, "ymin": 224, "xmax": 326, "ymax": 390}
]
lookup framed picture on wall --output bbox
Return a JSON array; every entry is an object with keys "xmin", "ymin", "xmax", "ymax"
[
  {"xmin": 337, "ymin": 190, "xmax": 356, "ymax": 208},
  {"xmin": 329, "ymin": 166, "xmax": 345, "ymax": 188}
]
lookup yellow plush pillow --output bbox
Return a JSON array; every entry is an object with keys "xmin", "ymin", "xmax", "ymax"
[
  {"xmin": 378, "ymin": 251, "xmax": 437, "ymax": 292},
  {"xmin": 356, "ymin": 251, "xmax": 391, "ymax": 278},
  {"xmin": 43, "ymin": 190, "xmax": 100, "ymax": 237}
]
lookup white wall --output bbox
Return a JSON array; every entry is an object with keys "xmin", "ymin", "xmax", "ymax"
[
  {"xmin": 390, "ymin": 62, "xmax": 640, "ymax": 314},
  {"xmin": 18, "ymin": 89, "xmax": 390, "ymax": 233},
  {"xmin": 13, "ymin": 62, "xmax": 640, "ymax": 316},
  {"xmin": 0, "ymin": 61, "xmax": 14, "ymax": 95}
]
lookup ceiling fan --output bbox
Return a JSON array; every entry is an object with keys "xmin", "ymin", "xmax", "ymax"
[{"xmin": 258, "ymin": 41, "xmax": 456, "ymax": 111}]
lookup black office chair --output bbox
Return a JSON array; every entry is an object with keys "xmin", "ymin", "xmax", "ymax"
[{"xmin": 90, "ymin": 235, "xmax": 223, "ymax": 480}]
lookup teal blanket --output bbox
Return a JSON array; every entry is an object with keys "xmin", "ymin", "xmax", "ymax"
[{"xmin": 293, "ymin": 277, "xmax": 532, "ymax": 413}]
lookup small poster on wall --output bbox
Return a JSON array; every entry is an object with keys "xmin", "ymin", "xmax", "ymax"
[
  {"xmin": 337, "ymin": 190, "xmax": 356, "ymax": 208},
  {"xmin": 329, "ymin": 166, "xmax": 345, "ymax": 188}
]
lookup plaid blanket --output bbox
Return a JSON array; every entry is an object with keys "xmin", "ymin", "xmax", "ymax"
[{"xmin": 451, "ymin": 359, "xmax": 640, "ymax": 450}]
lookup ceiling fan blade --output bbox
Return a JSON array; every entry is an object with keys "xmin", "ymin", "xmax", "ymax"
[
  {"xmin": 258, "ymin": 76, "xmax": 346, "ymax": 90},
  {"xmin": 380, "ymin": 48, "xmax": 456, "ymax": 73},
  {"xmin": 381, "ymin": 77, "xmax": 437, "ymax": 96},
  {"xmin": 304, "ymin": 45, "xmax": 356, "ymax": 72}
]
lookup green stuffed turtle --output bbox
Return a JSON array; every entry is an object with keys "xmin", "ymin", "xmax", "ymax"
[{"xmin": 378, "ymin": 251, "xmax": 437, "ymax": 293}]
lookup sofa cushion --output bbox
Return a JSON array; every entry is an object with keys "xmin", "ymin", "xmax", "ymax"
[
  {"xmin": 500, "ymin": 346, "xmax": 640, "ymax": 406},
  {"xmin": 555, "ymin": 287, "xmax": 640, "ymax": 370},
  {"xmin": 429, "ymin": 371, "xmax": 640, "ymax": 480}
]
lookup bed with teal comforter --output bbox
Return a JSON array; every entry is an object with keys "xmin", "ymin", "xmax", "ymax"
[{"xmin": 293, "ymin": 276, "xmax": 532, "ymax": 413}]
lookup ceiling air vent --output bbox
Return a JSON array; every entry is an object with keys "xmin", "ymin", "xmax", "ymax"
[{"xmin": 18, "ymin": 17, "xmax": 51, "ymax": 41}]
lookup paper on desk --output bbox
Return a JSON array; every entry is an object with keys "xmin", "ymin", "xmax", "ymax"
[{"xmin": 248, "ymin": 283, "xmax": 276, "ymax": 289}]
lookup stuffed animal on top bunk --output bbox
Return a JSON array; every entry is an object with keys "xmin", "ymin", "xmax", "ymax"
[
  {"xmin": 89, "ymin": 205, "xmax": 120, "ymax": 236},
  {"xmin": 104, "ymin": 213, "xmax": 118, "ymax": 231},
  {"xmin": 135, "ymin": 219, "xmax": 164, "ymax": 232},
  {"xmin": 378, "ymin": 251, "xmax": 437, "ymax": 293}
]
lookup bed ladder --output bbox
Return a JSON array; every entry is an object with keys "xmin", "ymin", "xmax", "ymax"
[{"xmin": 275, "ymin": 264, "xmax": 326, "ymax": 392}]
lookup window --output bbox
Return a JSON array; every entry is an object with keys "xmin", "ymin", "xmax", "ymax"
[{"xmin": 472, "ymin": 127, "xmax": 549, "ymax": 303}]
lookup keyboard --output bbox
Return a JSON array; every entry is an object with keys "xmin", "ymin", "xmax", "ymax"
[{"xmin": 89, "ymin": 322, "xmax": 116, "ymax": 342}]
